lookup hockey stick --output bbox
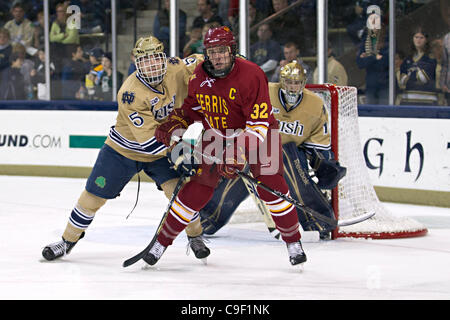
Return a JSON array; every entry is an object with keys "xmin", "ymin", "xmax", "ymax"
[
  {"xmin": 239, "ymin": 166, "xmax": 281, "ymax": 239},
  {"xmin": 122, "ymin": 174, "xmax": 187, "ymax": 268},
  {"xmin": 173, "ymin": 136, "xmax": 375, "ymax": 228},
  {"xmin": 235, "ymin": 170, "xmax": 339, "ymax": 228},
  {"xmin": 236, "ymin": 171, "xmax": 375, "ymax": 227},
  {"xmin": 239, "ymin": 170, "xmax": 321, "ymax": 241}
]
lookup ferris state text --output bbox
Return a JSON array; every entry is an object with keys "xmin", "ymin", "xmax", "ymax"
[{"xmin": 180, "ymin": 303, "xmax": 270, "ymax": 317}]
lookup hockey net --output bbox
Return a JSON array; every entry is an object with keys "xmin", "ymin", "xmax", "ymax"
[
  {"xmin": 304, "ymin": 84, "xmax": 427, "ymax": 239},
  {"xmin": 232, "ymin": 84, "xmax": 427, "ymax": 239}
]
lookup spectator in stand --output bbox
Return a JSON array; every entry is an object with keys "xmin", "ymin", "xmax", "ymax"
[
  {"xmin": 183, "ymin": 27, "xmax": 203, "ymax": 58},
  {"xmin": 127, "ymin": 51, "xmax": 136, "ymax": 75},
  {"xmin": 0, "ymin": 2, "xmax": 11, "ymax": 27},
  {"xmin": 346, "ymin": 0, "xmax": 371, "ymax": 45},
  {"xmin": 192, "ymin": 0, "xmax": 223, "ymax": 30},
  {"xmin": 394, "ymin": 50, "xmax": 406, "ymax": 104},
  {"xmin": 214, "ymin": 0, "xmax": 232, "ymax": 27},
  {"xmin": 5, "ymin": 51, "xmax": 26, "ymax": 100},
  {"xmin": 313, "ymin": 41, "xmax": 348, "ymax": 86},
  {"xmin": 50, "ymin": 2, "xmax": 80, "ymax": 60},
  {"xmin": 271, "ymin": 42, "xmax": 312, "ymax": 83},
  {"xmin": 153, "ymin": 0, "xmax": 187, "ymax": 57},
  {"xmin": 4, "ymin": 2, "xmax": 36, "ymax": 56},
  {"xmin": 69, "ymin": 0, "xmax": 106, "ymax": 34},
  {"xmin": 85, "ymin": 47, "xmax": 104, "ymax": 100},
  {"xmin": 430, "ymin": 38, "xmax": 444, "ymax": 105},
  {"xmin": 61, "ymin": 45, "xmax": 89, "ymax": 100},
  {"xmin": 30, "ymin": 48, "xmax": 56, "ymax": 100},
  {"xmin": 356, "ymin": 4, "xmax": 389, "ymax": 104},
  {"xmin": 250, "ymin": 23, "xmax": 282, "ymax": 80},
  {"xmin": 269, "ymin": 0, "xmax": 305, "ymax": 54},
  {"xmin": 94, "ymin": 52, "xmax": 123, "ymax": 101},
  {"xmin": 398, "ymin": 26, "xmax": 437, "ymax": 105},
  {"xmin": 12, "ymin": 43, "xmax": 35, "ymax": 99},
  {"xmin": 32, "ymin": 11, "xmax": 45, "ymax": 51},
  {"xmin": 440, "ymin": 31, "xmax": 450, "ymax": 105},
  {"xmin": 225, "ymin": 0, "xmax": 263, "ymax": 43},
  {"xmin": 248, "ymin": 1, "xmax": 265, "ymax": 44},
  {"xmin": 0, "ymin": 28, "xmax": 13, "ymax": 100},
  {"xmin": 183, "ymin": 22, "xmax": 222, "ymax": 58}
]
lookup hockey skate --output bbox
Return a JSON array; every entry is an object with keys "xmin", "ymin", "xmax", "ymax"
[
  {"xmin": 42, "ymin": 232, "xmax": 84, "ymax": 261},
  {"xmin": 287, "ymin": 240, "xmax": 307, "ymax": 267},
  {"xmin": 143, "ymin": 240, "xmax": 167, "ymax": 266},
  {"xmin": 187, "ymin": 236, "xmax": 210, "ymax": 264}
]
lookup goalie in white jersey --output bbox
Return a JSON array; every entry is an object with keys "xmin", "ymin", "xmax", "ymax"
[
  {"xmin": 200, "ymin": 61, "xmax": 347, "ymax": 238},
  {"xmin": 42, "ymin": 36, "xmax": 210, "ymax": 261}
]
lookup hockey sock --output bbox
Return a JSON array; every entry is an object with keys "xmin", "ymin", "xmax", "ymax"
[
  {"xmin": 62, "ymin": 190, "xmax": 106, "ymax": 242},
  {"xmin": 158, "ymin": 182, "xmax": 214, "ymax": 247},
  {"xmin": 162, "ymin": 178, "xmax": 204, "ymax": 238},
  {"xmin": 257, "ymin": 174, "xmax": 301, "ymax": 243},
  {"xmin": 157, "ymin": 196, "xmax": 198, "ymax": 247},
  {"xmin": 63, "ymin": 205, "xmax": 95, "ymax": 242},
  {"xmin": 185, "ymin": 215, "xmax": 203, "ymax": 238}
]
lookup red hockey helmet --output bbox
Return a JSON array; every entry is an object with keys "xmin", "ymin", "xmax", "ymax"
[{"xmin": 203, "ymin": 26, "xmax": 236, "ymax": 49}]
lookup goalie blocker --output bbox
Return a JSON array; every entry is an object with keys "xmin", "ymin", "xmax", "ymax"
[{"xmin": 200, "ymin": 142, "xmax": 346, "ymax": 237}]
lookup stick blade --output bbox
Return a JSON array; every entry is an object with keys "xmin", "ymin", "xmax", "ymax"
[{"xmin": 338, "ymin": 212, "xmax": 376, "ymax": 227}]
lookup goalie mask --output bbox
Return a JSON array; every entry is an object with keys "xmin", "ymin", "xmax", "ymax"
[
  {"xmin": 280, "ymin": 61, "xmax": 307, "ymax": 107},
  {"xmin": 203, "ymin": 26, "xmax": 237, "ymax": 78},
  {"xmin": 133, "ymin": 36, "xmax": 167, "ymax": 86}
]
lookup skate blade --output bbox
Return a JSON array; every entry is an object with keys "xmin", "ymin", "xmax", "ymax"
[
  {"xmin": 292, "ymin": 262, "xmax": 305, "ymax": 272},
  {"xmin": 296, "ymin": 263, "xmax": 305, "ymax": 272},
  {"xmin": 200, "ymin": 257, "xmax": 208, "ymax": 265}
]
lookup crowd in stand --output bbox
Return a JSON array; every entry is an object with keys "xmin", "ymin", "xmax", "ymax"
[
  {"xmin": 0, "ymin": 0, "xmax": 122, "ymax": 101},
  {"xmin": 0, "ymin": 0, "xmax": 448, "ymax": 105}
]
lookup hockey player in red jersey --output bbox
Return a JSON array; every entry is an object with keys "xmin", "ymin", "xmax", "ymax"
[{"xmin": 149, "ymin": 26, "xmax": 306, "ymax": 266}]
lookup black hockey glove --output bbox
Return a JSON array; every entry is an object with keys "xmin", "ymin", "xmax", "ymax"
[{"xmin": 167, "ymin": 150, "xmax": 198, "ymax": 177}]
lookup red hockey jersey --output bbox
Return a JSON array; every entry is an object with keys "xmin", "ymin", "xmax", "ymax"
[{"xmin": 181, "ymin": 57, "xmax": 278, "ymax": 145}]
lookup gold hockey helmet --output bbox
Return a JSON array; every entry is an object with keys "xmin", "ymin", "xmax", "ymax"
[
  {"xmin": 133, "ymin": 36, "xmax": 167, "ymax": 86},
  {"xmin": 280, "ymin": 61, "xmax": 307, "ymax": 106}
]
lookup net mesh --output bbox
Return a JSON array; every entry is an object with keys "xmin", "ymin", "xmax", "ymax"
[{"xmin": 309, "ymin": 85, "xmax": 427, "ymax": 239}]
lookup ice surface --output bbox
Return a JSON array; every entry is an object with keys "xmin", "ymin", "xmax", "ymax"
[{"xmin": 0, "ymin": 175, "xmax": 449, "ymax": 300}]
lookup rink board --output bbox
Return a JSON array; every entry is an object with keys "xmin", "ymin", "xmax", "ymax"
[{"xmin": 0, "ymin": 103, "xmax": 449, "ymax": 207}]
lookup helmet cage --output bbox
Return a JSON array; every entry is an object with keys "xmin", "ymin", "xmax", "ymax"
[{"xmin": 135, "ymin": 52, "xmax": 167, "ymax": 86}]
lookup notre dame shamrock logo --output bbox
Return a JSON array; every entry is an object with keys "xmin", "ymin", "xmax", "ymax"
[{"xmin": 95, "ymin": 176, "xmax": 106, "ymax": 188}]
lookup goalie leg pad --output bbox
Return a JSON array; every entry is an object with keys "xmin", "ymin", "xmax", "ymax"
[
  {"xmin": 200, "ymin": 178, "xmax": 249, "ymax": 235},
  {"xmin": 282, "ymin": 142, "xmax": 337, "ymax": 233}
]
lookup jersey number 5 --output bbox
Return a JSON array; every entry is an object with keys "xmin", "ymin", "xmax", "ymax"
[
  {"xmin": 250, "ymin": 102, "xmax": 269, "ymax": 119},
  {"xmin": 128, "ymin": 112, "xmax": 144, "ymax": 127}
]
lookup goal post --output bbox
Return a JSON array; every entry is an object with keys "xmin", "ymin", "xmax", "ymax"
[{"xmin": 306, "ymin": 84, "xmax": 428, "ymax": 239}]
